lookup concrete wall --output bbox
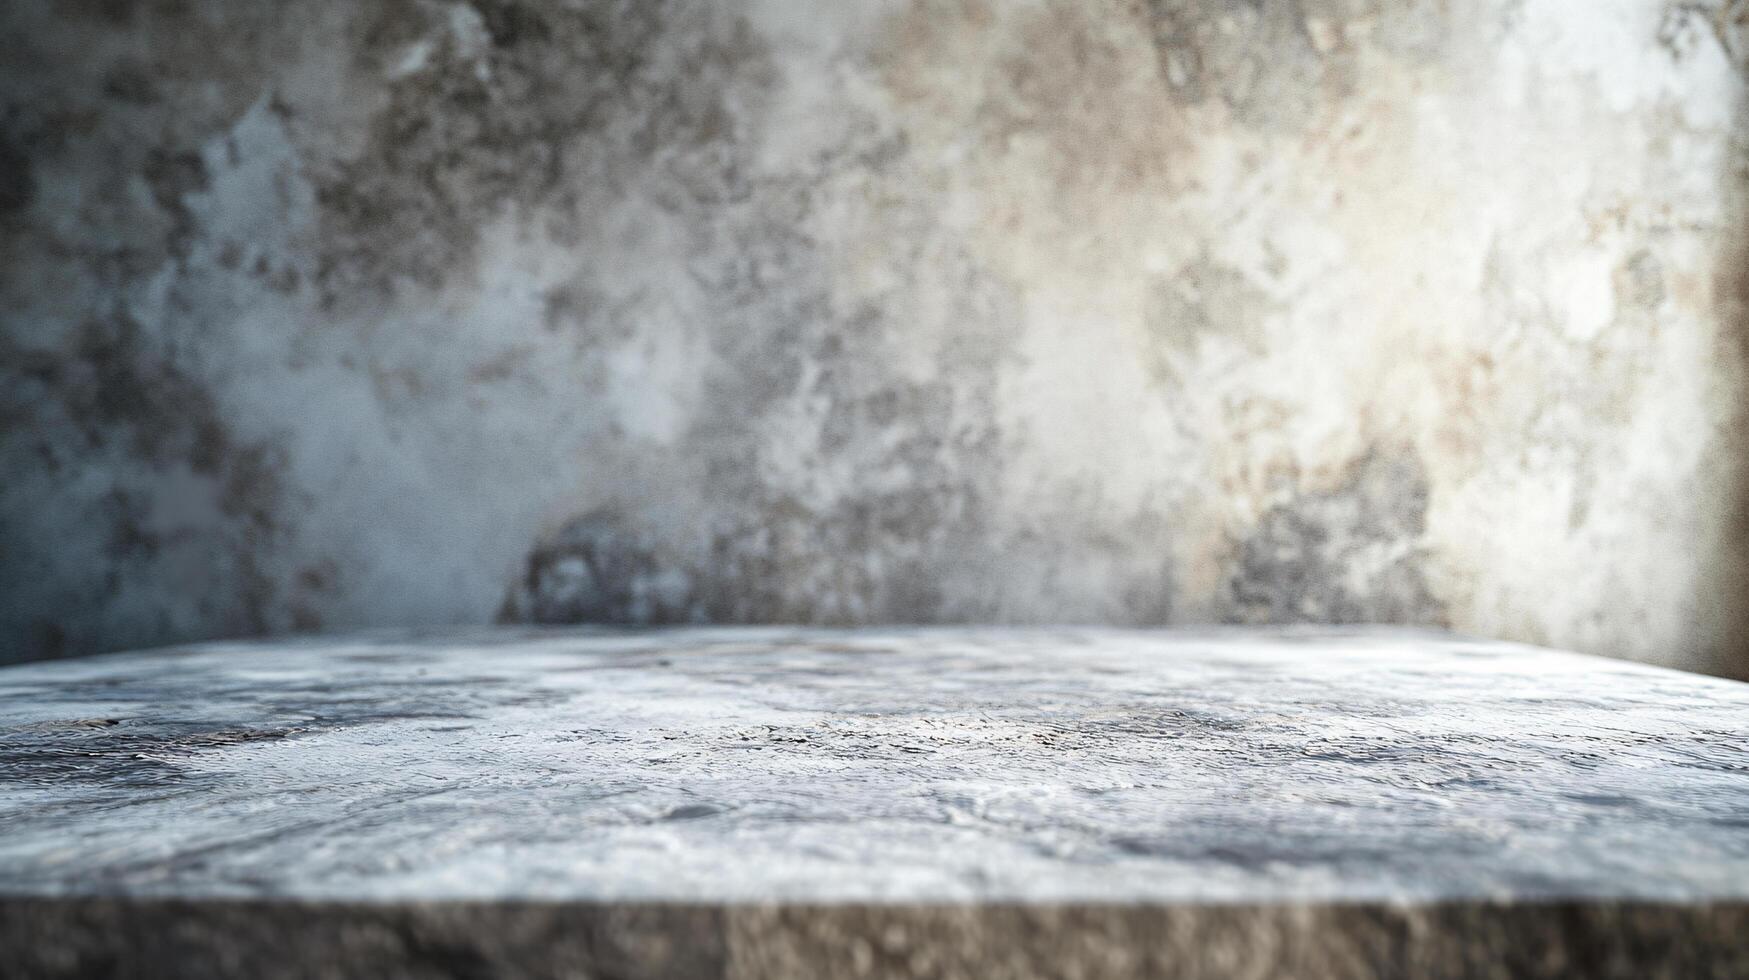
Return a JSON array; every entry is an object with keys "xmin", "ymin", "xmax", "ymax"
[{"xmin": 3, "ymin": 0, "xmax": 1747, "ymax": 676}]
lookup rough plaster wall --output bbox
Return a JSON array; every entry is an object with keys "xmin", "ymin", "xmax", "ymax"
[{"xmin": 1, "ymin": 0, "xmax": 1746, "ymax": 675}]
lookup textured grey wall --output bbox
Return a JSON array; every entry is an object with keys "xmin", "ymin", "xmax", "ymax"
[{"xmin": 2, "ymin": 0, "xmax": 1747, "ymax": 675}]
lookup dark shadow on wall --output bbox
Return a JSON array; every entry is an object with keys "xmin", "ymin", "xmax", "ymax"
[
  {"xmin": 1713, "ymin": 76, "xmax": 1749, "ymax": 683},
  {"xmin": 1694, "ymin": 1, "xmax": 1749, "ymax": 682},
  {"xmin": 1699, "ymin": 2, "xmax": 1749, "ymax": 681}
]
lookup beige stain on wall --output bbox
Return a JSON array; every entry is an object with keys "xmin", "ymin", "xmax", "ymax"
[{"xmin": 864, "ymin": 0, "xmax": 1749, "ymax": 674}]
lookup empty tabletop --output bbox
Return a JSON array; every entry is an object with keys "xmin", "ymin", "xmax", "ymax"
[{"xmin": 2, "ymin": 627, "xmax": 1746, "ymax": 978}]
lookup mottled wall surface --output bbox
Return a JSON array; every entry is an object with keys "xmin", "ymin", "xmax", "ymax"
[{"xmin": 2, "ymin": 0, "xmax": 1747, "ymax": 675}]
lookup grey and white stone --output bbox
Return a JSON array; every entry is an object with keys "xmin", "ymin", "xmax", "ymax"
[{"xmin": 1, "ymin": 627, "xmax": 1746, "ymax": 977}]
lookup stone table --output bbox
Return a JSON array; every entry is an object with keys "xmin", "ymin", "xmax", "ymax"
[{"xmin": 1, "ymin": 627, "xmax": 1746, "ymax": 978}]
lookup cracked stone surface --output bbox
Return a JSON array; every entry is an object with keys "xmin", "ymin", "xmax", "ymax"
[{"xmin": 1, "ymin": 627, "xmax": 1746, "ymax": 977}]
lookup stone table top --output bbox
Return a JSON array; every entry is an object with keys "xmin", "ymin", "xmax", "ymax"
[{"xmin": 2, "ymin": 626, "xmax": 1747, "ymax": 978}]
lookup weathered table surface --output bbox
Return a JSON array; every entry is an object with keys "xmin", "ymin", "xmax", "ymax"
[{"xmin": 2, "ymin": 627, "xmax": 1746, "ymax": 979}]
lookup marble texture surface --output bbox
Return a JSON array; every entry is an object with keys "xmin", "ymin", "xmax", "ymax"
[
  {"xmin": 2, "ymin": 626, "xmax": 1746, "ymax": 902},
  {"xmin": 3, "ymin": 1, "xmax": 1749, "ymax": 677},
  {"xmin": 3, "ymin": 626, "xmax": 1748, "ymax": 977}
]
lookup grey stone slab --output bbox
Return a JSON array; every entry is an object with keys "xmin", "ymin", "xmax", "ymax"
[{"xmin": 1, "ymin": 627, "xmax": 1747, "ymax": 978}]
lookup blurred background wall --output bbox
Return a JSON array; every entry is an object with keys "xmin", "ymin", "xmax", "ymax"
[{"xmin": 2, "ymin": 0, "xmax": 1747, "ymax": 676}]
